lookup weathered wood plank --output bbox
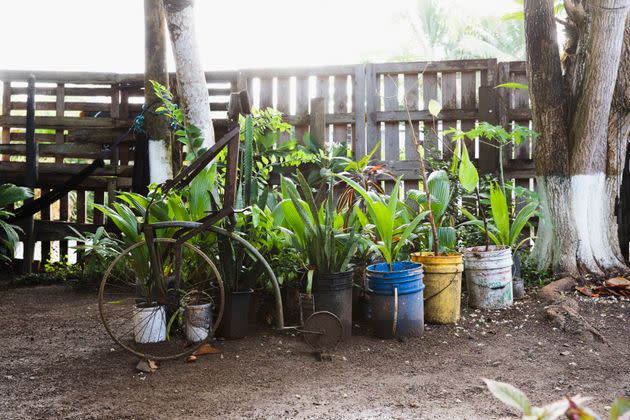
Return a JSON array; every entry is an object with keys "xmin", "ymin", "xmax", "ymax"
[
  {"xmin": 373, "ymin": 59, "xmax": 494, "ymax": 74},
  {"xmin": 93, "ymin": 190, "xmax": 104, "ymax": 225},
  {"xmin": 460, "ymin": 71, "xmax": 477, "ymax": 153},
  {"xmin": 0, "ymin": 115, "xmax": 132, "ymax": 129},
  {"xmin": 441, "ymin": 72, "xmax": 457, "ymax": 160},
  {"xmin": 353, "ymin": 65, "xmax": 367, "ymax": 158},
  {"xmin": 333, "ymin": 75, "xmax": 348, "ymax": 144},
  {"xmin": 310, "ymin": 97, "xmax": 326, "ymax": 147},
  {"xmin": 276, "ymin": 77, "xmax": 290, "ymax": 144},
  {"xmin": 511, "ymin": 71, "xmax": 530, "ymax": 160},
  {"xmin": 294, "ymin": 76, "xmax": 309, "ymax": 142},
  {"xmin": 403, "ymin": 73, "xmax": 419, "ymax": 160},
  {"xmin": 0, "ymin": 161, "xmax": 133, "ymax": 177},
  {"xmin": 259, "ymin": 77, "xmax": 273, "ymax": 109},
  {"xmin": 422, "ymin": 72, "xmax": 439, "ymax": 157},
  {"xmin": 383, "ymin": 74, "xmax": 399, "ymax": 161},
  {"xmin": 365, "ymin": 64, "xmax": 380, "ymax": 158},
  {"xmin": 0, "ymin": 172, "xmax": 132, "ymax": 189},
  {"xmin": 1, "ymin": 81, "xmax": 10, "ymax": 161},
  {"xmin": 315, "ymin": 75, "xmax": 330, "ymax": 143}
]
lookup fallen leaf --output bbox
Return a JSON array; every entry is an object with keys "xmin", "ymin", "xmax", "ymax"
[
  {"xmin": 605, "ymin": 277, "xmax": 630, "ymax": 288},
  {"xmin": 193, "ymin": 343, "xmax": 221, "ymax": 356},
  {"xmin": 576, "ymin": 286, "xmax": 593, "ymax": 297}
]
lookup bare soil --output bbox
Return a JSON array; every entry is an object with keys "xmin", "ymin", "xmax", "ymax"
[{"xmin": 1, "ymin": 285, "xmax": 629, "ymax": 419}]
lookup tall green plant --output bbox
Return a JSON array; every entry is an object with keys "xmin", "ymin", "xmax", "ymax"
[
  {"xmin": 0, "ymin": 184, "xmax": 33, "ymax": 263},
  {"xmin": 407, "ymin": 170, "xmax": 457, "ymax": 252},
  {"xmin": 337, "ymin": 175, "xmax": 427, "ymax": 271},
  {"xmin": 278, "ymin": 170, "xmax": 357, "ymax": 275},
  {"xmin": 462, "ymin": 183, "xmax": 538, "ymax": 251}
]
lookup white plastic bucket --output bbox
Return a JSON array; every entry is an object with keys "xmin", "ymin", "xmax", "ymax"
[
  {"xmin": 185, "ymin": 303, "xmax": 213, "ymax": 342},
  {"xmin": 133, "ymin": 305, "xmax": 166, "ymax": 343},
  {"xmin": 463, "ymin": 245, "xmax": 513, "ymax": 309}
]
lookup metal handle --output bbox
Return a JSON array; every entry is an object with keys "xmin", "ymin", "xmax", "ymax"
[{"xmin": 392, "ymin": 286, "xmax": 398, "ymax": 337}]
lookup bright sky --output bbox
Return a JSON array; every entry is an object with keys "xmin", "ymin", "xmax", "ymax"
[{"xmin": 1, "ymin": 0, "xmax": 519, "ymax": 73}]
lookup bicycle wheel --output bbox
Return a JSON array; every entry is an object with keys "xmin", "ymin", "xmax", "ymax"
[{"xmin": 99, "ymin": 238, "xmax": 224, "ymax": 360}]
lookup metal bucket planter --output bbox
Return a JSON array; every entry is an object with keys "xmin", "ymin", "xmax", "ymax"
[
  {"xmin": 299, "ymin": 270, "xmax": 353, "ymax": 340},
  {"xmin": 463, "ymin": 245, "xmax": 513, "ymax": 309},
  {"xmin": 218, "ymin": 289, "xmax": 253, "ymax": 339},
  {"xmin": 366, "ymin": 261, "xmax": 424, "ymax": 339},
  {"xmin": 185, "ymin": 303, "xmax": 213, "ymax": 343},
  {"xmin": 411, "ymin": 252, "xmax": 463, "ymax": 324},
  {"xmin": 133, "ymin": 305, "xmax": 166, "ymax": 344}
]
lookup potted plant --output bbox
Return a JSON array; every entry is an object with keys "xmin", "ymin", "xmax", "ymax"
[
  {"xmin": 278, "ymin": 170, "xmax": 358, "ymax": 339},
  {"xmin": 337, "ymin": 175, "xmax": 427, "ymax": 339},
  {"xmin": 448, "ymin": 125, "xmax": 539, "ymax": 308},
  {"xmin": 408, "ymin": 170, "xmax": 464, "ymax": 324}
]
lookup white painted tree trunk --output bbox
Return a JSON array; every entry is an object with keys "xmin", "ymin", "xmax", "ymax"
[
  {"xmin": 149, "ymin": 139, "xmax": 173, "ymax": 184},
  {"xmin": 533, "ymin": 174, "xmax": 627, "ymax": 277},
  {"xmin": 163, "ymin": 0, "xmax": 215, "ymax": 148}
]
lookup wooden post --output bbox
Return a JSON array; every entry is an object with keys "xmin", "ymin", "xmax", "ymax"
[
  {"xmin": 309, "ymin": 97, "xmax": 326, "ymax": 148},
  {"xmin": 22, "ymin": 75, "xmax": 37, "ymax": 273},
  {"xmin": 142, "ymin": 0, "xmax": 170, "ymax": 188}
]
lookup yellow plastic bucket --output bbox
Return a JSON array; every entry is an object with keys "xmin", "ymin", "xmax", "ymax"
[{"xmin": 410, "ymin": 252, "xmax": 463, "ymax": 324}]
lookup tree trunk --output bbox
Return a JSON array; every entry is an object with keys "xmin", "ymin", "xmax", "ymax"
[
  {"xmin": 144, "ymin": 0, "xmax": 173, "ymax": 185},
  {"xmin": 526, "ymin": 0, "xmax": 630, "ymax": 277},
  {"xmin": 163, "ymin": 0, "xmax": 215, "ymax": 149}
]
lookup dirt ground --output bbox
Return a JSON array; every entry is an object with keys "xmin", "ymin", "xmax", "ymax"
[{"xmin": 1, "ymin": 285, "xmax": 629, "ymax": 420}]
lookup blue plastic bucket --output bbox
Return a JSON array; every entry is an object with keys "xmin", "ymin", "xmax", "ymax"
[{"xmin": 366, "ymin": 261, "xmax": 425, "ymax": 339}]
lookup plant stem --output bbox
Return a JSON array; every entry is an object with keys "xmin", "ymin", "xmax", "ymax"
[
  {"xmin": 402, "ymin": 96, "xmax": 439, "ymax": 256},
  {"xmin": 498, "ymin": 144, "xmax": 506, "ymax": 197},
  {"xmin": 476, "ymin": 186, "xmax": 490, "ymax": 251}
]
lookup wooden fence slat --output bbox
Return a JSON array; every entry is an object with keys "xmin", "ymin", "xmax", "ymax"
[
  {"xmin": 295, "ymin": 76, "xmax": 309, "ymax": 142},
  {"xmin": 40, "ymin": 188, "xmax": 51, "ymax": 263},
  {"xmin": 365, "ymin": 64, "xmax": 379, "ymax": 158},
  {"xmin": 512, "ymin": 71, "xmax": 531, "ymax": 160},
  {"xmin": 315, "ymin": 76, "xmax": 329, "ymax": 144},
  {"xmin": 55, "ymin": 83, "xmax": 68, "ymax": 260},
  {"xmin": 383, "ymin": 74, "xmax": 399, "ymax": 161},
  {"xmin": 1, "ymin": 81, "xmax": 10, "ymax": 161},
  {"xmin": 353, "ymin": 65, "xmax": 366, "ymax": 158},
  {"xmin": 333, "ymin": 75, "xmax": 348, "ymax": 144},
  {"xmin": 460, "ymin": 71, "xmax": 477, "ymax": 153},
  {"xmin": 276, "ymin": 77, "xmax": 290, "ymax": 144},
  {"xmin": 441, "ymin": 72, "xmax": 457, "ymax": 160},
  {"xmin": 403, "ymin": 73, "xmax": 419, "ymax": 160},
  {"xmin": 259, "ymin": 77, "xmax": 273, "ymax": 109},
  {"xmin": 422, "ymin": 72, "xmax": 438, "ymax": 157}
]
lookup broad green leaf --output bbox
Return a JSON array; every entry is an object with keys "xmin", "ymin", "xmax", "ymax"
[
  {"xmin": 428, "ymin": 99, "xmax": 442, "ymax": 118},
  {"xmin": 489, "ymin": 184, "xmax": 510, "ymax": 245},
  {"xmin": 611, "ymin": 397, "xmax": 630, "ymax": 419},
  {"xmin": 484, "ymin": 379, "xmax": 531, "ymax": 415},
  {"xmin": 495, "ymin": 82, "xmax": 528, "ymax": 90},
  {"xmin": 458, "ymin": 143, "xmax": 478, "ymax": 193},
  {"xmin": 509, "ymin": 201, "xmax": 538, "ymax": 249}
]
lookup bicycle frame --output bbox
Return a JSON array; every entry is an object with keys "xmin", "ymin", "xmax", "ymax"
[{"xmin": 141, "ymin": 124, "xmax": 240, "ymax": 299}]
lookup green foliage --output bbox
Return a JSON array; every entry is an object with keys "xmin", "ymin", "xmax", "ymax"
[
  {"xmin": 0, "ymin": 184, "xmax": 33, "ymax": 263},
  {"xmin": 485, "ymin": 378, "xmax": 630, "ymax": 420},
  {"xmin": 152, "ymin": 80, "xmax": 205, "ymax": 160},
  {"xmin": 277, "ymin": 170, "xmax": 357, "ymax": 274},
  {"xmin": 407, "ymin": 170, "xmax": 457, "ymax": 252},
  {"xmin": 393, "ymin": 0, "xmax": 526, "ymax": 62},
  {"xmin": 65, "ymin": 226, "xmax": 123, "ymax": 282},
  {"xmin": 461, "ymin": 183, "xmax": 538, "ymax": 250},
  {"xmin": 520, "ymin": 252, "xmax": 553, "ymax": 286},
  {"xmin": 337, "ymin": 175, "xmax": 427, "ymax": 270},
  {"xmin": 496, "ymin": 82, "xmax": 529, "ymax": 90}
]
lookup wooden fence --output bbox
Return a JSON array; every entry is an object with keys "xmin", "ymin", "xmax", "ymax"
[{"xmin": 0, "ymin": 59, "xmax": 533, "ymax": 267}]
